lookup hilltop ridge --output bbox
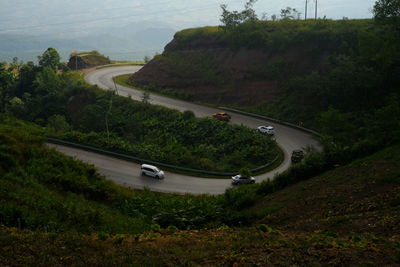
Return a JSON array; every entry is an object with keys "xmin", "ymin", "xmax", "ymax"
[{"xmin": 67, "ymin": 50, "xmax": 111, "ymax": 70}]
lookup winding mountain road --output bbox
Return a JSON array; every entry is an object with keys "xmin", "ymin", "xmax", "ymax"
[{"xmin": 49, "ymin": 65, "xmax": 320, "ymax": 195}]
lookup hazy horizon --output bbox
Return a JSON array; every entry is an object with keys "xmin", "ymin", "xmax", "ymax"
[{"xmin": 0, "ymin": 0, "xmax": 376, "ymax": 62}]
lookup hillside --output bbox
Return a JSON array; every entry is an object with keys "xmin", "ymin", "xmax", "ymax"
[
  {"xmin": 67, "ymin": 50, "xmax": 112, "ymax": 70},
  {"xmin": 130, "ymin": 19, "xmax": 400, "ymax": 129},
  {"xmin": 1, "ymin": 123, "xmax": 399, "ymax": 265}
]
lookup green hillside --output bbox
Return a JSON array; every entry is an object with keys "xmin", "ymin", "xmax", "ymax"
[
  {"xmin": 0, "ymin": 122, "xmax": 398, "ymax": 265},
  {"xmin": 131, "ymin": 18, "xmax": 400, "ymax": 156}
]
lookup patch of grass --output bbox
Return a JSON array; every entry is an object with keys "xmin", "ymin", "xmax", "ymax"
[{"xmin": 114, "ymin": 74, "xmax": 134, "ymax": 88}]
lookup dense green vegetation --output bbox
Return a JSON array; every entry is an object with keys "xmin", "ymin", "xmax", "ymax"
[
  {"xmin": 0, "ymin": 59, "xmax": 279, "ymax": 173},
  {"xmin": 134, "ymin": 18, "xmax": 400, "ymax": 172},
  {"xmin": 0, "ymin": 119, "xmax": 227, "ymax": 233},
  {"xmin": 137, "ymin": 17, "xmax": 400, "ymax": 218},
  {"xmin": 0, "ymin": 125, "xmax": 398, "ymax": 265}
]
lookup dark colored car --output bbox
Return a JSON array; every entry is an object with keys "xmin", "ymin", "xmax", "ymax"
[
  {"xmin": 212, "ymin": 112, "xmax": 231, "ymax": 121},
  {"xmin": 291, "ymin": 149, "xmax": 304, "ymax": 163}
]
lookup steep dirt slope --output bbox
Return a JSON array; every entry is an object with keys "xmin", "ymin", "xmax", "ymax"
[{"xmin": 130, "ymin": 22, "xmax": 336, "ymax": 106}]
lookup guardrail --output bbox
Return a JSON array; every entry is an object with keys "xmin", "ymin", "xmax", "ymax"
[
  {"xmin": 47, "ymin": 137, "xmax": 279, "ymax": 177},
  {"xmin": 219, "ymin": 107, "xmax": 322, "ymax": 137}
]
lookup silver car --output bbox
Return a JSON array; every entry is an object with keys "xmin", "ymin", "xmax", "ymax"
[
  {"xmin": 231, "ymin": 174, "xmax": 256, "ymax": 185},
  {"xmin": 141, "ymin": 164, "xmax": 165, "ymax": 179},
  {"xmin": 257, "ymin": 125, "xmax": 274, "ymax": 135}
]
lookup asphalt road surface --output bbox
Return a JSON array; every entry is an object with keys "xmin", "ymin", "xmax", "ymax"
[{"xmin": 49, "ymin": 65, "xmax": 320, "ymax": 195}]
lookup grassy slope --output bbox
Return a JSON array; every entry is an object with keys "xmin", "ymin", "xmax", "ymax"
[
  {"xmin": 255, "ymin": 145, "xmax": 400, "ymax": 237},
  {"xmin": 1, "ymin": 141, "xmax": 399, "ymax": 265}
]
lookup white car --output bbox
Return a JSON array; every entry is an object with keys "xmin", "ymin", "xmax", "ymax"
[
  {"xmin": 257, "ymin": 125, "xmax": 274, "ymax": 135},
  {"xmin": 141, "ymin": 164, "xmax": 165, "ymax": 179},
  {"xmin": 231, "ymin": 175, "xmax": 256, "ymax": 185}
]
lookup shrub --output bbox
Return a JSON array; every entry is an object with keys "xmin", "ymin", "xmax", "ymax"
[{"xmin": 223, "ymin": 185, "xmax": 259, "ymax": 210}]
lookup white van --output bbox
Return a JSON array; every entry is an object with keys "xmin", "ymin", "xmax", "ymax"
[{"xmin": 141, "ymin": 164, "xmax": 165, "ymax": 179}]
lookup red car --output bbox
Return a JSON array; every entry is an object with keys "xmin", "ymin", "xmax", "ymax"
[{"xmin": 212, "ymin": 112, "xmax": 231, "ymax": 121}]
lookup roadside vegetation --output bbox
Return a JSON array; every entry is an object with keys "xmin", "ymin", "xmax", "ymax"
[
  {"xmin": 0, "ymin": 119, "xmax": 398, "ymax": 265},
  {"xmin": 0, "ymin": 118, "xmax": 225, "ymax": 234},
  {"xmin": 0, "ymin": 55, "xmax": 279, "ymax": 173}
]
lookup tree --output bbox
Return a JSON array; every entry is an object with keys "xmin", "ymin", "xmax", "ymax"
[
  {"xmin": 144, "ymin": 56, "xmax": 151, "ymax": 63},
  {"xmin": 17, "ymin": 61, "xmax": 38, "ymax": 96},
  {"xmin": 280, "ymin": 7, "xmax": 301, "ymax": 20},
  {"xmin": 373, "ymin": 0, "xmax": 400, "ymax": 26},
  {"xmin": 10, "ymin": 57, "xmax": 23, "ymax": 72},
  {"xmin": 0, "ymin": 63, "xmax": 17, "ymax": 112},
  {"xmin": 5, "ymin": 97, "xmax": 26, "ymax": 117},
  {"xmin": 38, "ymin": 47, "xmax": 61, "ymax": 70},
  {"xmin": 47, "ymin": 114, "xmax": 71, "ymax": 134},
  {"xmin": 220, "ymin": 0, "xmax": 258, "ymax": 28}
]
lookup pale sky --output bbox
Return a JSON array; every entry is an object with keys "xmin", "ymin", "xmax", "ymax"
[
  {"xmin": 0, "ymin": 0, "xmax": 377, "ymax": 61},
  {"xmin": 0, "ymin": 0, "xmax": 377, "ymax": 35}
]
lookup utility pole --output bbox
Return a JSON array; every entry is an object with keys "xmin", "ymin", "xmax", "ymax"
[
  {"xmin": 305, "ymin": 0, "xmax": 308, "ymax": 20},
  {"xmin": 105, "ymin": 90, "xmax": 113, "ymax": 143},
  {"xmin": 315, "ymin": 0, "xmax": 318, "ymax": 20},
  {"xmin": 74, "ymin": 50, "xmax": 78, "ymax": 70},
  {"xmin": 113, "ymin": 76, "xmax": 119, "ymax": 95}
]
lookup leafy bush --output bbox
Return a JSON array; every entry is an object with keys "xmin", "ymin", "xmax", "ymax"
[{"xmin": 223, "ymin": 184, "xmax": 259, "ymax": 210}]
